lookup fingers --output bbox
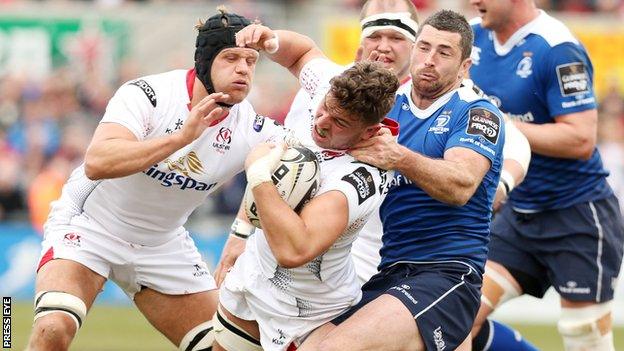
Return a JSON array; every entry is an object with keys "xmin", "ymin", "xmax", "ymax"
[
  {"xmin": 194, "ymin": 93, "xmax": 230, "ymax": 116},
  {"xmin": 202, "ymin": 107, "xmax": 226, "ymax": 124},
  {"xmin": 251, "ymin": 25, "xmax": 263, "ymax": 45},
  {"xmin": 235, "ymin": 24, "xmax": 273, "ymax": 50},
  {"xmin": 367, "ymin": 50, "xmax": 379, "ymax": 62}
]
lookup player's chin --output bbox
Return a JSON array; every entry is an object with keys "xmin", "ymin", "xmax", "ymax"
[{"xmin": 225, "ymin": 89, "xmax": 248, "ymax": 104}]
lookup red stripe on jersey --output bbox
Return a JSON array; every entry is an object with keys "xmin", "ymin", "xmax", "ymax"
[
  {"xmin": 186, "ymin": 68, "xmax": 196, "ymax": 111},
  {"xmin": 287, "ymin": 342, "xmax": 297, "ymax": 351},
  {"xmin": 37, "ymin": 247, "xmax": 54, "ymax": 272},
  {"xmin": 382, "ymin": 117, "xmax": 400, "ymax": 136}
]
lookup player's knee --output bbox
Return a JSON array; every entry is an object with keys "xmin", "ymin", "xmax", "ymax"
[
  {"xmin": 29, "ymin": 314, "xmax": 76, "ymax": 351},
  {"xmin": 557, "ymin": 302, "xmax": 614, "ymax": 351},
  {"xmin": 212, "ymin": 307, "xmax": 261, "ymax": 351},
  {"xmin": 179, "ymin": 320, "xmax": 215, "ymax": 351},
  {"xmin": 32, "ymin": 290, "xmax": 87, "ymax": 345},
  {"xmin": 480, "ymin": 265, "xmax": 521, "ymax": 310}
]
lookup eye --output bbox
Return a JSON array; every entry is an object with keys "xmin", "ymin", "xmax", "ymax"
[{"xmin": 333, "ymin": 117, "xmax": 347, "ymax": 128}]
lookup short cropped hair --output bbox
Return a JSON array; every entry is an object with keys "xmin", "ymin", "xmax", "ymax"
[
  {"xmin": 328, "ymin": 61, "xmax": 399, "ymax": 126},
  {"xmin": 417, "ymin": 10, "xmax": 473, "ymax": 61},
  {"xmin": 360, "ymin": 0, "xmax": 419, "ymax": 24}
]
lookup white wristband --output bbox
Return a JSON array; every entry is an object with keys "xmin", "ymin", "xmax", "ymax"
[
  {"xmin": 265, "ymin": 33, "xmax": 279, "ymax": 54},
  {"xmin": 229, "ymin": 218, "xmax": 255, "ymax": 239},
  {"xmin": 246, "ymin": 144, "xmax": 285, "ymax": 189},
  {"xmin": 499, "ymin": 169, "xmax": 515, "ymax": 196}
]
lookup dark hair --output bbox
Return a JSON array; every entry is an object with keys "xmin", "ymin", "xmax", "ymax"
[
  {"xmin": 417, "ymin": 10, "xmax": 473, "ymax": 61},
  {"xmin": 328, "ymin": 61, "xmax": 399, "ymax": 126}
]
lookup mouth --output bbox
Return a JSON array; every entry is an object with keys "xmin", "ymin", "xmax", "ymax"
[
  {"xmin": 477, "ymin": 8, "xmax": 487, "ymax": 16},
  {"xmin": 314, "ymin": 125, "xmax": 327, "ymax": 139},
  {"xmin": 418, "ymin": 71, "xmax": 438, "ymax": 81},
  {"xmin": 231, "ymin": 80, "xmax": 248, "ymax": 89}
]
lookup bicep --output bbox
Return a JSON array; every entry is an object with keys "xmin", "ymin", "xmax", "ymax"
[
  {"xmin": 553, "ymin": 109, "xmax": 597, "ymax": 137},
  {"xmin": 299, "ymin": 190, "xmax": 349, "ymax": 252},
  {"xmin": 89, "ymin": 122, "xmax": 139, "ymax": 146},
  {"xmin": 444, "ymin": 146, "xmax": 491, "ymax": 183},
  {"xmin": 290, "ymin": 48, "xmax": 327, "ymax": 78}
]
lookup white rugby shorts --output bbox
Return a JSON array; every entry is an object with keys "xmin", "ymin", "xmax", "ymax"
[
  {"xmin": 219, "ymin": 248, "xmax": 357, "ymax": 351},
  {"xmin": 38, "ymin": 214, "xmax": 216, "ymax": 298}
]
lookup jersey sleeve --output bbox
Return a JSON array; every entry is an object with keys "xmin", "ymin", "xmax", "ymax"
[
  {"xmin": 100, "ymin": 82, "xmax": 156, "ymax": 141},
  {"xmin": 543, "ymin": 42, "xmax": 597, "ymax": 117},
  {"xmin": 318, "ymin": 163, "xmax": 389, "ymax": 227},
  {"xmin": 237, "ymin": 99, "xmax": 288, "ymax": 148},
  {"xmin": 445, "ymin": 101, "xmax": 505, "ymax": 164},
  {"xmin": 299, "ymin": 58, "xmax": 346, "ymax": 98}
]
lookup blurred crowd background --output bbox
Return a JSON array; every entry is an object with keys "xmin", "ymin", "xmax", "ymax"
[{"xmin": 0, "ymin": 0, "xmax": 623, "ymax": 233}]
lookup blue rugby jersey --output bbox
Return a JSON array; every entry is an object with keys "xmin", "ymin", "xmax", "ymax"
[
  {"xmin": 470, "ymin": 12, "xmax": 612, "ymax": 211},
  {"xmin": 379, "ymin": 85, "xmax": 504, "ymax": 273}
]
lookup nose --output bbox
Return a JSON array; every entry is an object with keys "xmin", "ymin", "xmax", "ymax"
[
  {"xmin": 234, "ymin": 58, "xmax": 250, "ymax": 75},
  {"xmin": 377, "ymin": 36, "xmax": 391, "ymax": 52},
  {"xmin": 469, "ymin": 0, "xmax": 480, "ymax": 6},
  {"xmin": 423, "ymin": 51, "xmax": 436, "ymax": 67}
]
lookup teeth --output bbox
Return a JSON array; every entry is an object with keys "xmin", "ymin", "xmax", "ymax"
[{"xmin": 316, "ymin": 126, "xmax": 326, "ymax": 137}]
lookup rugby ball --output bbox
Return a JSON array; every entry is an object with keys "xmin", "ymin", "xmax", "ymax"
[{"xmin": 244, "ymin": 146, "xmax": 320, "ymax": 228}]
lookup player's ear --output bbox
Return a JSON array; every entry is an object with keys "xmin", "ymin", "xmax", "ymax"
[
  {"xmin": 459, "ymin": 57, "xmax": 472, "ymax": 79},
  {"xmin": 363, "ymin": 124, "xmax": 381, "ymax": 139}
]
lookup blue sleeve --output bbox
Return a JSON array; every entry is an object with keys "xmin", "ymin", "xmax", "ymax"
[
  {"xmin": 445, "ymin": 101, "xmax": 505, "ymax": 163},
  {"xmin": 543, "ymin": 43, "xmax": 597, "ymax": 117}
]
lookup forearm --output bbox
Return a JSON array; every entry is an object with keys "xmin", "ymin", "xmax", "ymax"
[
  {"xmin": 85, "ymin": 134, "xmax": 185, "ymax": 180},
  {"xmin": 395, "ymin": 146, "xmax": 478, "ymax": 206},
  {"xmin": 268, "ymin": 30, "xmax": 322, "ymax": 77},
  {"xmin": 514, "ymin": 120, "xmax": 594, "ymax": 160},
  {"xmin": 252, "ymin": 182, "xmax": 312, "ymax": 267}
]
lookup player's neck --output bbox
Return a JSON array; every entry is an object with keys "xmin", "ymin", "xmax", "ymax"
[
  {"xmin": 493, "ymin": 7, "xmax": 540, "ymax": 45},
  {"xmin": 190, "ymin": 78, "xmax": 208, "ymax": 108},
  {"xmin": 410, "ymin": 80, "xmax": 461, "ymax": 110}
]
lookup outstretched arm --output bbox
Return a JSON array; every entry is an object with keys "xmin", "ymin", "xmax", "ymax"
[{"xmin": 235, "ymin": 24, "xmax": 326, "ymax": 78}]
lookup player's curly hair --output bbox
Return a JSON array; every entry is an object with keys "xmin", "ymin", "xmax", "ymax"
[{"xmin": 328, "ymin": 61, "xmax": 399, "ymax": 126}]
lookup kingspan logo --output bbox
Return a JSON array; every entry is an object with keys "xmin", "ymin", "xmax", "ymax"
[{"xmin": 143, "ymin": 151, "xmax": 217, "ymax": 191}]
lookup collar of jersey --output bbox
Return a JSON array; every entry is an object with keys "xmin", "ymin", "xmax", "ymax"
[
  {"xmin": 492, "ymin": 10, "xmax": 546, "ymax": 56},
  {"xmin": 405, "ymin": 81, "xmax": 457, "ymax": 119}
]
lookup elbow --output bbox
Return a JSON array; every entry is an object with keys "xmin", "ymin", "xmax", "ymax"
[
  {"xmin": 447, "ymin": 194, "xmax": 470, "ymax": 207},
  {"xmin": 84, "ymin": 156, "xmax": 105, "ymax": 180},
  {"xmin": 440, "ymin": 186, "xmax": 475, "ymax": 207},
  {"xmin": 577, "ymin": 143, "xmax": 595, "ymax": 161},
  {"xmin": 275, "ymin": 251, "xmax": 309, "ymax": 269}
]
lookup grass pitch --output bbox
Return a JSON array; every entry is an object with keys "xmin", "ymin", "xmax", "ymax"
[{"xmin": 7, "ymin": 302, "xmax": 624, "ymax": 350}]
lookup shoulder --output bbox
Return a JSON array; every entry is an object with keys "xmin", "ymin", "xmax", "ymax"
[
  {"xmin": 300, "ymin": 58, "xmax": 347, "ymax": 96},
  {"xmin": 120, "ymin": 70, "xmax": 187, "ymax": 108},
  {"xmin": 469, "ymin": 17, "xmax": 487, "ymax": 39},
  {"xmin": 529, "ymin": 12, "xmax": 579, "ymax": 48},
  {"xmin": 334, "ymin": 160, "xmax": 384, "ymax": 206}
]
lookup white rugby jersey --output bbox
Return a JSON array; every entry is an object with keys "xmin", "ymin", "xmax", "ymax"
[
  {"xmin": 45, "ymin": 69, "xmax": 286, "ymax": 246},
  {"xmin": 250, "ymin": 59, "xmax": 391, "ymax": 309}
]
